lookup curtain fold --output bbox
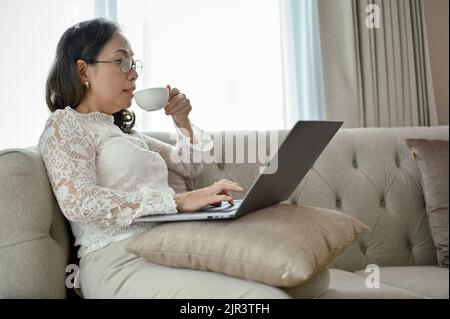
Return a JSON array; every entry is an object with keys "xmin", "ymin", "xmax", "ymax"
[
  {"xmin": 317, "ymin": 0, "xmax": 437, "ymax": 128},
  {"xmin": 279, "ymin": 0, "xmax": 326, "ymax": 128},
  {"xmin": 94, "ymin": 0, "xmax": 117, "ymax": 20}
]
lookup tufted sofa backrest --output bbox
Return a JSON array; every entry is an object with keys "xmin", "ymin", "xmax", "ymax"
[
  {"xmin": 149, "ymin": 125, "xmax": 449, "ymax": 272},
  {"xmin": 1, "ymin": 125, "xmax": 447, "ymax": 298}
]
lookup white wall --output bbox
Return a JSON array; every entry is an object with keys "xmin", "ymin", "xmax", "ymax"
[{"xmin": 0, "ymin": 0, "xmax": 94, "ymax": 150}]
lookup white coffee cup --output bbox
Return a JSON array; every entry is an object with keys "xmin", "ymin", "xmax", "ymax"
[{"xmin": 134, "ymin": 87, "xmax": 169, "ymax": 111}]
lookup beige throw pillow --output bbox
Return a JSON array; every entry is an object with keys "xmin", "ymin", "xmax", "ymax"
[
  {"xmin": 405, "ymin": 139, "xmax": 449, "ymax": 268},
  {"xmin": 126, "ymin": 204, "xmax": 369, "ymax": 287}
]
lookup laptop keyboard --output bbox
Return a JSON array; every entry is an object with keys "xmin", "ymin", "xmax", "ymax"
[{"xmin": 202, "ymin": 199, "xmax": 243, "ymax": 213}]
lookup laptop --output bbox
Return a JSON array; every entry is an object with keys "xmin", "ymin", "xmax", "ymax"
[{"xmin": 133, "ymin": 120, "xmax": 343, "ymax": 223}]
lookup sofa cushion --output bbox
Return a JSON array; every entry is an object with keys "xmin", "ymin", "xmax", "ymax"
[
  {"xmin": 320, "ymin": 269, "xmax": 425, "ymax": 299},
  {"xmin": 126, "ymin": 204, "xmax": 368, "ymax": 287},
  {"xmin": 282, "ymin": 266, "xmax": 331, "ymax": 299},
  {"xmin": 355, "ymin": 266, "xmax": 449, "ymax": 299},
  {"xmin": 405, "ymin": 139, "xmax": 449, "ymax": 267},
  {"xmin": 0, "ymin": 149, "xmax": 70, "ymax": 298},
  {"xmin": 167, "ymin": 169, "xmax": 188, "ymax": 194},
  {"xmin": 182, "ymin": 126, "xmax": 449, "ymax": 271}
]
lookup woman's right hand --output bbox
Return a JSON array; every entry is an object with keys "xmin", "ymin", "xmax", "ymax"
[{"xmin": 173, "ymin": 179, "xmax": 244, "ymax": 212}]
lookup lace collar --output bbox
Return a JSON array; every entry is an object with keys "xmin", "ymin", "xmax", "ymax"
[{"xmin": 65, "ymin": 106, "xmax": 114, "ymax": 124}]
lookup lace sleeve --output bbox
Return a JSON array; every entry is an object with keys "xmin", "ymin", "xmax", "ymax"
[
  {"xmin": 37, "ymin": 110, "xmax": 178, "ymax": 228},
  {"xmin": 138, "ymin": 121, "xmax": 213, "ymax": 178}
]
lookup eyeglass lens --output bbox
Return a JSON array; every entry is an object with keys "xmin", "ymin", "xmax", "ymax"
[{"xmin": 120, "ymin": 58, "xmax": 142, "ymax": 74}]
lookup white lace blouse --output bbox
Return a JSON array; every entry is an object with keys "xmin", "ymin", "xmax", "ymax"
[{"xmin": 38, "ymin": 106, "xmax": 211, "ymax": 258}]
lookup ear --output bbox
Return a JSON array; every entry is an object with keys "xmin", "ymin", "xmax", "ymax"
[{"xmin": 76, "ymin": 59, "xmax": 90, "ymax": 83}]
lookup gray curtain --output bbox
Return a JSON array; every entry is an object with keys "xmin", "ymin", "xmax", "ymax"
[{"xmin": 317, "ymin": 0, "xmax": 437, "ymax": 128}]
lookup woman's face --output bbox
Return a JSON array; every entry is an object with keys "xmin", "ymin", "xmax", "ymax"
[{"xmin": 78, "ymin": 32, "xmax": 138, "ymax": 114}]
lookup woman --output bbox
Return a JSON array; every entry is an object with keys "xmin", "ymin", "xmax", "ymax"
[{"xmin": 38, "ymin": 18, "xmax": 290, "ymax": 298}]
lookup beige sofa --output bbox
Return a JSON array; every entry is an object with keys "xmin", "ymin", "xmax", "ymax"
[{"xmin": 0, "ymin": 125, "xmax": 448, "ymax": 299}]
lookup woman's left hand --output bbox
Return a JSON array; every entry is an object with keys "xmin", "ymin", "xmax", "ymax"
[{"xmin": 164, "ymin": 85, "xmax": 192, "ymax": 124}]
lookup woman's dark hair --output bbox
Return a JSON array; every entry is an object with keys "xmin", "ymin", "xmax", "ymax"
[{"xmin": 45, "ymin": 18, "xmax": 136, "ymax": 134}]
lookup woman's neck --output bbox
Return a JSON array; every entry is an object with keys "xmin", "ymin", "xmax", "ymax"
[{"xmin": 75, "ymin": 101, "xmax": 102, "ymax": 114}]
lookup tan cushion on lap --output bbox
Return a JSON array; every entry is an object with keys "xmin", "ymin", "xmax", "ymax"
[{"xmin": 126, "ymin": 204, "xmax": 368, "ymax": 287}]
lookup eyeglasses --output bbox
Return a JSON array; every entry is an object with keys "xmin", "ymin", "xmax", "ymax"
[{"xmin": 86, "ymin": 57, "xmax": 143, "ymax": 75}]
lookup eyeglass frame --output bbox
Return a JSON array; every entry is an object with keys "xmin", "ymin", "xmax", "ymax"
[{"xmin": 85, "ymin": 57, "xmax": 143, "ymax": 74}]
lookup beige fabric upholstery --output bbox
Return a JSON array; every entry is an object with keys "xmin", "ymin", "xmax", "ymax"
[
  {"xmin": 167, "ymin": 169, "xmax": 188, "ymax": 194},
  {"xmin": 126, "ymin": 204, "xmax": 368, "ymax": 287},
  {"xmin": 405, "ymin": 139, "xmax": 449, "ymax": 267},
  {"xmin": 320, "ymin": 269, "xmax": 425, "ymax": 299},
  {"xmin": 80, "ymin": 236, "xmax": 330, "ymax": 299},
  {"xmin": 167, "ymin": 126, "xmax": 448, "ymax": 272},
  {"xmin": 354, "ymin": 266, "xmax": 449, "ymax": 299},
  {"xmin": 0, "ymin": 149, "xmax": 70, "ymax": 298},
  {"xmin": 1, "ymin": 125, "xmax": 448, "ymax": 298}
]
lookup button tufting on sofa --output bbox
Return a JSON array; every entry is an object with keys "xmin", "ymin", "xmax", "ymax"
[
  {"xmin": 49, "ymin": 225, "xmax": 56, "ymax": 241},
  {"xmin": 360, "ymin": 244, "xmax": 367, "ymax": 254},
  {"xmin": 2, "ymin": 125, "xmax": 448, "ymax": 299},
  {"xmin": 406, "ymin": 241, "xmax": 413, "ymax": 251},
  {"xmin": 380, "ymin": 197, "xmax": 386, "ymax": 208}
]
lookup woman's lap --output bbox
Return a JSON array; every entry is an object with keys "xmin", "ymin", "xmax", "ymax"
[{"xmin": 79, "ymin": 237, "xmax": 291, "ymax": 299}]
